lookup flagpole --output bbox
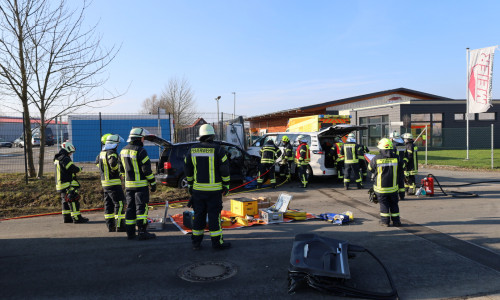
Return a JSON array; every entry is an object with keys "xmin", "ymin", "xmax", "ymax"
[{"xmin": 466, "ymin": 47, "xmax": 470, "ymax": 160}]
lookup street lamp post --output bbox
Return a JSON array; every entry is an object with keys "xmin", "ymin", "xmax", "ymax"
[
  {"xmin": 215, "ymin": 96, "xmax": 221, "ymax": 126},
  {"xmin": 232, "ymin": 92, "xmax": 236, "ymax": 119}
]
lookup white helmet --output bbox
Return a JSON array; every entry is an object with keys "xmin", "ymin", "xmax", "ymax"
[
  {"xmin": 106, "ymin": 134, "xmax": 124, "ymax": 144},
  {"xmin": 127, "ymin": 127, "xmax": 149, "ymax": 142},
  {"xmin": 402, "ymin": 133, "xmax": 414, "ymax": 140},
  {"xmin": 199, "ymin": 124, "xmax": 215, "ymax": 138},
  {"xmin": 389, "ymin": 131, "xmax": 400, "ymax": 139},
  {"xmin": 62, "ymin": 141, "xmax": 76, "ymax": 153},
  {"xmin": 347, "ymin": 133, "xmax": 356, "ymax": 143},
  {"xmin": 296, "ymin": 135, "xmax": 307, "ymax": 143}
]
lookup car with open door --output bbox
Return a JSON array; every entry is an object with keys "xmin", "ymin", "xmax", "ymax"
[{"xmin": 145, "ymin": 135, "xmax": 261, "ymax": 189}]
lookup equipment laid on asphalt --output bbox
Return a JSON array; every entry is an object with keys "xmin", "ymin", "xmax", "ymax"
[
  {"xmin": 420, "ymin": 175, "xmax": 435, "ymax": 196},
  {"xmin": 419, "ymin": 174, "xmax": 479, "ymax": 198},
  {"xmin": 259, "ymin": 193, "xmax": 292, "ymax": 224},
  {"xmin": 288, "ymin": 233, "xmax": 398, "ymax": 299},
  {"xmin": 147, "ymin": 201, "xmax": 169, "ymax": 230}
]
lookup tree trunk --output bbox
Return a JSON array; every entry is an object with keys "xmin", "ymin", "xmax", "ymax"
[{"xmin": 37, "ymin": 117, "xmax": 46, "ymax": 178}]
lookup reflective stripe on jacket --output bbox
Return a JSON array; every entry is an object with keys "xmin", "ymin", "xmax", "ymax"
[
  {"xmin": 368, "ymin": 150, "xmax": 404, "ymax": 194},
  {"xmin": 184, "ymin": 142, "xmax": 230, "ymax": 192},
  {"xmin": 259, "ymin": 145, "xmax": 282, "ymax": 164},
  {"xmin": 54, "ymin": 150, "xmax": 81, "ymax": 191},
  {"xmin": 405, "ymin": 142, "xmax": 418, "ymax": 175},
  {"xmin": 97, "ymin": 150, "xmax": 122, "ymax": 187},
  {"xmin": 120, "ymin": 142, "xmax": 155, "ymax": 189},
  {"xmin": 295, "ymin": 143, "xmax": 310, "ymax": 165},
  {"xmin": 341, "ymin": 142, "xmax": 361, "ymax": 164}
]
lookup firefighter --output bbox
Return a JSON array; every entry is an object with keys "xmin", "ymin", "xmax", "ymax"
[
  {"xmin": 333, "ymin": 137, "xmax": 344, "ymax": 182},
  {"xmin": 368, "ymin": 138, "xmax": 405, "ymax": 227},
  {"xmin": 390, "ymin": 131, "xmax": 408, "ymax": 169},
  {"xmin": 120, "ymin": 128, "xmax": 157, "ymax": 240},
  {"xmin": 358, "ymin": 141, "xmax": 370, "ymax": 182},
  {"xmin": 257, "ymin": 139, "xmax": 282, "ymax": 189},
  {"xmin": 340, "ymin": 133, "xmax": 363, "ymax": 190},
  {"xmin": 184, "ymin": 124, "xmax": 231, "ymax": 250},
  {"xmin": 279, "ymin": 135, "xmax": 294, "ymax": 182},
  {"xmin": 402, "ymin": 133, "xmax": 418, "ymax": 195},
  {"xmin": 54, "ymin": 142, "xmax": 88, "ymax": 224},
  {"xmin": 96, "ymin": 134, "xmax": 126, "ymax": 232},
  {"xmin": 295, "ymin": 135, "xmax": 310, "ymax": 188}
]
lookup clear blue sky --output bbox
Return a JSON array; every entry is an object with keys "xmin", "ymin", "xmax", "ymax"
[{"xmin": 80, "ymin": 0, "xmax": 500, "ymax": 117}]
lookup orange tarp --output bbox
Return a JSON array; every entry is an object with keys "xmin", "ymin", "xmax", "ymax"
[{"xmin": 170, "ymin": 210, "xmax": 317, "ymax": 234}]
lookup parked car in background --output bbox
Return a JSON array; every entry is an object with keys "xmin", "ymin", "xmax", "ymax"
[
  {"xmin": 32, "ymin": 127, "xmax": 55, "ymax": 146},
  {"xmin": 0, "ymin": 138, "xmax": 13, "ymax": 148},
  {"xmin": 145, "ymin": 135, "xmax": 260, "ymax": 189},
  {"xmin": 13, "ymin": 136, "xmax": 41, "ymax": 148}
]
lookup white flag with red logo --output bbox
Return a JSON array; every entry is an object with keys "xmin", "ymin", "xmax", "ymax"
[{"xmin": 468, "ymin": 46, "xmax": 498, "ymax": 113}]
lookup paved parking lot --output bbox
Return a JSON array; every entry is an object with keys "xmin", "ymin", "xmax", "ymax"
[{"xmin": 1, "ymin": 166, "xmax": 500, "ymax": 299}]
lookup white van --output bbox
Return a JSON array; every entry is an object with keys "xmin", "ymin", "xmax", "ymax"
[{"xmin": 247, "ymin": 125, "xmax": 366, "ymax": 178}]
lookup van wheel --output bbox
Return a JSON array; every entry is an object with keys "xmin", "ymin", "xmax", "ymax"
[
  {"xmin": 306, "ymin": 166, "xmax": 313, "ymax": 182},
  {"xmin": 178, "ymin": 175, "xmax": 188, "ymax": 189}
]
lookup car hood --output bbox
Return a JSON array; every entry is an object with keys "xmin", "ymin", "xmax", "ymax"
[
  {"xmin": 144, "ymin": 135, "xmax": 172, "ymax": 148},
  {"xmin": 318, "ymin": 125, "xmax": 368, "ymax": 137}
]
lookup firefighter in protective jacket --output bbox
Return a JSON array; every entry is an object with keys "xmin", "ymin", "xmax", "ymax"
[
  {"xmin": 403, "ymin": 133, "xmax": 418, "ymax": 195},
  {"xmin": 333, "ymin": 137, "xmax": 344, "ymax": 181},
  {"xmin": 368, "ymin": 138, "xmax": 405, "ymax": 227},
  {"xmin": 295, "ymin": 135, "xmax": 310, "ymax": 188},
  {"xmin": 340, "ymin": 133, "xmax": 364, "ymax": 190},
  {"xmin": 54, "ymin": 142, "xmax": 88, "ymax": 223},
  {"xmin": 96, "ymin": 134, "xmax": 126, "ymax": 232},
  {"xmin": 120, "ymin": 128, "xmax": 157, "ymax": 240},
  {"xmin": 257, "ymin": 139, "xmax": 282, "ymax": 189},
  {"xmin": 184, "ymin": 124, "xmax": 231, "ymax": 250},
  {"xmin": 279, "ymin": 135, "xmax": 294, "ymax": 181}
]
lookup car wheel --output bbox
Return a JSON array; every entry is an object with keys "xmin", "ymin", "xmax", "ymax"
[{"xmin": 178, "ymin": 175, "xmax": 188, "ymax": 189}]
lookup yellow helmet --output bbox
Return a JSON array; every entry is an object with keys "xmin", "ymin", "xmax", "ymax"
[
  {"xmin": 377, "ymin": 138, "xmax": 393, "ymax": 150},
  {"xmin": 282, "ymin": 135, "xmax": 289, "ymax": 142},
  {"xmin": 101, "ymin": 133, "xmax": 112, "ymax": 145}
]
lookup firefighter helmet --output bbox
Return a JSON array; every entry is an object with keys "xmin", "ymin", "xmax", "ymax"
[
  {"xmin": 127, "ymin": 128, "xmax": 149, "ymax": 142},
  {"xmin": 62, "ymin": 141, "xmax": 76, "ymax": 153},
  {"xmin": 282, "ymin": 135, "xmax": 289, "ymax": 143},
  {"xmin": 199, "ymin": 124, "xmax": 215, "ymax": 138},
  {"xmin": 402, "ymin": 133, "xmax": 413, "ymax": 140},
  {"xmin": 296, "ymin": 135, "xmax": 307, "ymax": 143},
  {"xmin": 106, "ymin": 134, "xmax": 124, "ymax": 144},
  {"xmin": 347, "ymin": 133, "xmax": 356, "ymax": 143},
  {"xmin": 101, "ymin": 133, "xmax": 112, "ymax": 145},
  {"xmin": 389, "ymin": 131, "xmax": 400, "ymax": 139},
  {"xmin": 377, "ymin": 138, "xmax": 393, "ymax": 150}
]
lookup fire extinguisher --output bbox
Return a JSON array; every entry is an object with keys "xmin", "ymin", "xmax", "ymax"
[{"xmin": 420, "ymin": 175, "xmax": 435, "ymax": 196}]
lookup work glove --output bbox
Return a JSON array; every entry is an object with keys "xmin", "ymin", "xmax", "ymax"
[
  {"xmin": 150, "ymin": 183, "xmax": 157, "ymax": 193},
  {"xmin": 399, "ymin": 192, "xmax": 405, "ymax": 200},
  {"xmin": 222, "ymin": 185, "xmax": 230, "ymax": 196}
]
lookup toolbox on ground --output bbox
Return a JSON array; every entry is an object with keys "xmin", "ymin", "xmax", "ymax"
[
  {"xmin": 147, "ymin": 201, "xmax": 169, "ymax": 230},
  {"xmin": 230, "ymin": 197, "xmax": 258, "ymax": 216},
  {"xmin": 259, "ymin": 193, "xmax": 292, "ymax": 224}
]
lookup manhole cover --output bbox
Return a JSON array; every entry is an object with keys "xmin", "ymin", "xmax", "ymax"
[{"xmin": 177, "ymin": 261, "xmax": 237, "ymax": 282}]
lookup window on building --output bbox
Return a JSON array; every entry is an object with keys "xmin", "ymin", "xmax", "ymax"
[
  {"xmin": 454, "ymin": 113, "xmax": 464, "ymax": 121},
  {"xmin": 409, "ymin": 113, "xmax": 443, "ymax": 147},
  {"xmin": 359, "ymin": 115, "xmax": 389, "ymax": 147},
  {"xmin": 478, "ymin": 112, "xmax": 496, "ymax": 120},
  {"xmin": 411, "ymin": 114, "xmax": 430, "ymax": 122}
]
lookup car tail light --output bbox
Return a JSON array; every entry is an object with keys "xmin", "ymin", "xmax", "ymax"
[{"xmin": 164, "ymin": 162, "xmax": 172, "ymax": 170}]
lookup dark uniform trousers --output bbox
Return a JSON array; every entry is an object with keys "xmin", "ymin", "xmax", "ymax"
[
  {"xmin": 257, "ymin": 163, "xmax": 275, "ymax": 186},
  {"xmin": 125, "ymin": 187, "xmax": 150, "ymax": 232},
  {"xmin": 377, "ymin": 192, "xmax": 400, "ymax": 225},
  {"xmin": 279, "ymin": 161, "xmax": 292, "ymax": 180},
  {"xmin": 60, "ymin": 190, "xmax": 82, "ymax": 222},
  {"xmin": 191, "ymin": 190, "xmax": 224, "ymax": 245},
  {"xmin": 344, "ymin": 163, "xmax": 362, "ymax": 185},
  {"xmin": 104, "ymin": 186, "xmax": 126, "ymax": 230}
]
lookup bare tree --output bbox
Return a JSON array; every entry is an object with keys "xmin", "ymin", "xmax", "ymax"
[
  {"xmin": 160, "ymin": 77, "xmax": 196, "ymax": 140},
  {"xmin": 140, "ymin": 94, "xmax": 161, "ymax": 114},
  {"xmin": 140, "ymin": 77, "xmax": 197, "ymax": 141},
  {"xmin": 1, "ymin": 0, "xmax": 120, "ymax": 177},
  {"xmin": 0, "ymin": 0, "xmax": 41, "ymax": 177}
]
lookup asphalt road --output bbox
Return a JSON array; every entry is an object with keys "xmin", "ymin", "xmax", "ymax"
[{"xmin": 1, "ymin": 167, "xmax": 500, "ymax": 299}]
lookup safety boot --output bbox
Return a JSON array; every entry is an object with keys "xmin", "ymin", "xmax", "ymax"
[
  {"xmin": 357, "ymin": 183, "xmax": 363, "ymax": 189},
  {"xmin": 137, "ymin": 224, "xmax": 156, "ymax": 240},
  {"xmin": 192, "ymin": 234, "xmax": 204, "ymax": 250},
  {"xmin": 126, "ymin": 225, "xmax": 136, "ymax": 240},
  {"xmin": 344, "ymin": 183, "xmax": 349, "ymax": 190},
  {"xmin": 116, "ymin": 219, "xmax": 126, "ymax": 232},
  {"xmin": 63, "ymin": 214, "xmax": 73, "ymax": 223},
  {"xmin": 379, "ymin": 221, "xmax": 391, "ymax": 227},
  {"xmin": 73, "ymin": 216, "xmax": 89, "ymax": 224},
  {"xmin": 211, "ymin": 237, "xmax": 231, "ymax": 250},
  {"xmin": 393, "ymin": 220, "xmax": 402, "ymax": 227},
  {"xmin": 106, "ymin": 219, "xmax": 116, "ymax": 232}
]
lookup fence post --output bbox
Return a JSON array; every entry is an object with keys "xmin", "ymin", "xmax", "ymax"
[
  {"xmin": 99, "ymin": 112, "xmax": 102, "ymax": 149},
  {"xmin": 425, "ymin": 125, "xmax": 428, "ymax": 165},
  {"xmin": 491, "ymin": 124, "xmax": 494, "ymax": 169}
]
